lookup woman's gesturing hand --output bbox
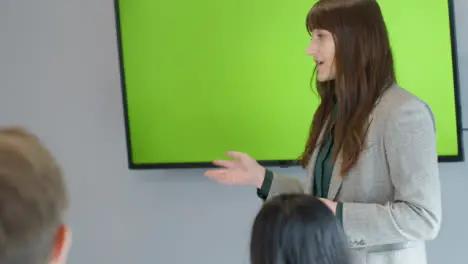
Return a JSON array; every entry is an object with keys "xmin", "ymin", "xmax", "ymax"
[{"xmin": 204, "ymin": 151, "xmax": 266, "ymax": 189}]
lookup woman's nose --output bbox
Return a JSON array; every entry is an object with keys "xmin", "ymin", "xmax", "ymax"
[{"xmin": 306, "ymin": 42, "xmax": 317, "ymax": 56}]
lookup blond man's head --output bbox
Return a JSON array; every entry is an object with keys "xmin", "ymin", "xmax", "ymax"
[{"xmin": 0, "ymin": 127, "xmax": 70, "ymax": 264}]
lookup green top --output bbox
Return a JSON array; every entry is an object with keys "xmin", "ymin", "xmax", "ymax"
[{"xmin": 257, "ymin": 107, "xmax": 343, "ymax": 224}]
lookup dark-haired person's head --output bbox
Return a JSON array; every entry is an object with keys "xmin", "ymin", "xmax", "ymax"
[
  {"xmin": 301, "ymin": 0, "xmax": 395, "ymax": 176},
  {"xmin": 250, "ymin": 194, "xmax": 350, "ymax": 264},
  {"xmin": 0, "ymin": 127, "xmax": 70, "ymax": 264}
]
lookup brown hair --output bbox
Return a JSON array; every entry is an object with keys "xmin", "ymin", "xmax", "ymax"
[
  {"xmin": 0, "ymin": 127, "xmax": 68, "ymax": 264},
  {"xmin": 300, "ymin": 0, "xmax": 396, "ymax": 175}
]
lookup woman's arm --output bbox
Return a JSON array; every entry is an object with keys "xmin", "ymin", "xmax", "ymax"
[{"xmin": 341, "ymin": 98, "xmax": 442, "ymax": 248}]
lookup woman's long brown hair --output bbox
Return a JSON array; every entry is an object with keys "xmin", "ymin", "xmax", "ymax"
[{"xmin": 299, "ymin": 0, "xmax": 396, "ymax": 176}]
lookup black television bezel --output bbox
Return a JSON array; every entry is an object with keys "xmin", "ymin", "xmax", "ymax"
[{"xmin": 113, "ymin": 0, "xmax": 464, "ymax": 169}]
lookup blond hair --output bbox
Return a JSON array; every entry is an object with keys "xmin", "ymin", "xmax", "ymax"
[{"xmin": 0, "ymin": 127, "xmax": 68, "ymax": 264}]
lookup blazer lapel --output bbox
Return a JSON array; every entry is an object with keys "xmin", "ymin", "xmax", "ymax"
[
  {"xmin": 327, "ymin": 109, "xmax": 376, "ymax": 200},
  {"xmin": 305, "ymin": 143, "xmax": 320, "ymax": 194},
  {"xmin": 327, "ymin": 152, "xmax": 343, "ymax": 200},
  {"xmin": 305, "ymin": 124, "xmax": 327, "ymax": 194}
]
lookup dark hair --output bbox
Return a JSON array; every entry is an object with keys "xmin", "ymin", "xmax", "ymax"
[
  {"xmin": 0, "ymin": 127, "xmax": 68, "ymax": 264},
  {"xmin": 300, "ymin": 0, "xmax": 396, "ymax": 175},
  {"xmin": 250, "ymin": 194, "xmax": 350, "ymax": 264}
]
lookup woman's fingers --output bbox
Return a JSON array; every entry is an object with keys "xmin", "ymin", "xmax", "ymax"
[
  {"xmin": 204, "ymin": 152, "xmax": 252, "ymax": 186},
  {"xmin": 226, "ymin": 151, "xmax": 248, "ymax": 161},
  {"xmin": 218, "ymin": 174, "xmax": 238, "ymax": 185},
  {"xmin": 212, "ymin": 159, "xmax": 238, "ymax": 169},
  {"xmin": 204, "ymin": 169, "xmax": 238, "ymax": 185},
  {"xmin": 204, "ymin": 168, "xmax": 228, "ymax": 178}
]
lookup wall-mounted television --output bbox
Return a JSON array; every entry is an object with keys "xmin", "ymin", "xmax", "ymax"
[{"xmin": 114, "ymin": 0, "xmax": 463, "ymax": 169}]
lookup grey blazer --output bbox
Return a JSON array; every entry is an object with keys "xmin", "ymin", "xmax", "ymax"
[{"xmin": 267, "ymin": 84, "xmax": 442, "ymax": 264}]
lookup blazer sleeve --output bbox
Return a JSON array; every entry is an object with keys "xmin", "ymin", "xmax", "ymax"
[
  {"xmin": 341, "ymin": 99, "xmax": 442, "ymax": 248},
  {"xmin": 265, "ymin": 171, "xmax": 307, "ymax": 199}
]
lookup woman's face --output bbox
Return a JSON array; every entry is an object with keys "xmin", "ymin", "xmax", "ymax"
[{"xmin": 306, "ymin": 29, "xmax": 336, "ymax": 82}]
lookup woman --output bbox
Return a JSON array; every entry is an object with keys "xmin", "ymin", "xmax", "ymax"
[
  {"xmin": 205, "ymin": 0, "xmax": 441, "ymax": 264},
  {"xmin": 250, "ymin": 193, "xmax": 351, "ymax": 264}
]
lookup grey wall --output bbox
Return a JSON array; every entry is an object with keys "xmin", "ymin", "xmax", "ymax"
[
  {"xmin": 0, "ymin": 0, "xmax": 466, "ymax": 263},
  {"xmin": 427, "ymin": 0, "xmax": 468, "ymax": 262}
]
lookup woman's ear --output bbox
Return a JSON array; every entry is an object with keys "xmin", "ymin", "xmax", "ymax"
[{"xmin": 49, "ymin": 224, "xmax": 72, "ymax": 264}]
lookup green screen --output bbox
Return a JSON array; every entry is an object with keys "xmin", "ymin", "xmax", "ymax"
[{"xmin": 115, "ymin": 0, "xmax": 461, "ymax": 167}]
